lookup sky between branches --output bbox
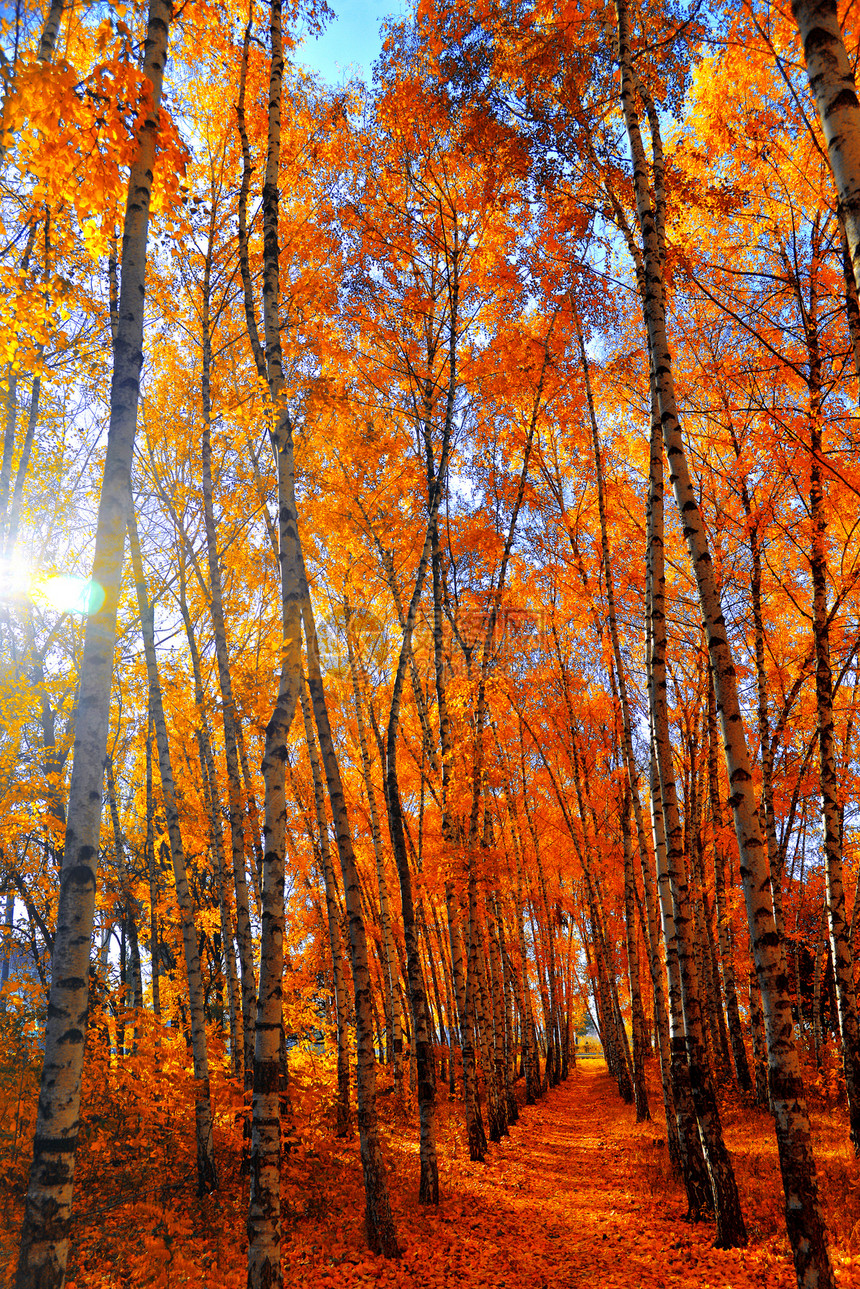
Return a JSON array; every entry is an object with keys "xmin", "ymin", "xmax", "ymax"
[{"xmin": 296, "ymin": 0, "xmax": 407, "ymax": 84}]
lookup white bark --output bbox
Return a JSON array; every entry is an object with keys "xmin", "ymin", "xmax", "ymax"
[
  {"xmin": 616, "ymin": 0, "xmax": 834, "ymax": 1277},
  {"xmin": 15, "ymin": 7, "xmax": 172, "ymax": 1283},
  {"xmin": 792, "ymin": 0, "xmax": 860, "ymax": 296}
]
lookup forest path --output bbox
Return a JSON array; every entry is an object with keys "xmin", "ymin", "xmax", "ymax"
[{"xmin": 285, "ymin": 1060, "xmax": 811, "ymax": 1288}]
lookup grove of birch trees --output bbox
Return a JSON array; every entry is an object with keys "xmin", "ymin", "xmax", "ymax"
[{"xmin": 3, "ymin": 0, "xmax": 860, "ymax": 1286}]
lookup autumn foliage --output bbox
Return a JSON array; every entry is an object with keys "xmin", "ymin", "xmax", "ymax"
[{"xmin": 3, "ymin": 0, "xmax": 860, "ymax": 1286}]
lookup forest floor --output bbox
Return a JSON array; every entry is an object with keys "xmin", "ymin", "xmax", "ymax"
[
  {"xmin": 6, "ymin": 1048, "xmax": 860, "ymax": 1287},
  {"xmin": 239, "ymin": 1058, "xmax": 860, "ymax": 1289}
]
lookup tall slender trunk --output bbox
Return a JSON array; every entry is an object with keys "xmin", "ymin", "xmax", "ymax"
[
  {"xmin": 106, "ymin": 762, "xmax": 142, "ymax": 1053},
  {"xmin": 617, "ymin": 2, "xmax": 833, "ymax": 1277},
  {"xmin": 0, "ymin": 223, "xmax": 37, "ymax": 549},
  {"xmin": 385, "ymin": 633, "xmax": 440, "ymax": 1197},
  {"xmin": 179, "ymin": 571, "xmax": 242, "ymax": 1079},
  {"xmin": 494, "ymin": 895, "xmax": 520, "ymax": 1122},
  {"xmin": 344, "ymin": 607, "xmax": 403, "ymax": 1095},
  {"xmin": 688, "ymin": 794, "xmax": 732, "ymax": 1084},
  {"xmin": 791, "ymin": 0, "xmax": 860, "ymax": 297},
  {"xmin": 519, "ymin": 755, "xmax": 561, "ymax": 1088},
  {"xmin": 129, "ymin": 509, "xmax": 217, "ymax": 1191},
  {"xmin": 299, "ymin": 677, "xmax": 351, "ymax": 1137},
  {"xmin": 636, "ymin": 458, "xmax": 680, "ymax": 1180},
  {"xmin": 578, "ymin": 329, "xmax": 678, "ymax": 1130},
  {"xmin": 380, "ymin": 229, "xmax": 462, "ymax": 1201},
  {"xmin": 809, "ymin": 317, "xmax": 860, "ymax": 1152},
  {"xmin": 813, "ymin": 913, "xmax": 827, "ymax": 1069},
  {"xmin": 449, "ymin": 875, "xmax": 487, "ymax": 1159},
  {"xmin": 244, "ymin": 2, "xmax": 306, "ymax": 1279},
  {"xmin": 373, "ymin": 542, "xmax": 440, "ymax": 775},
  {"xmin": 565, "ymin": 741, "xmax": 632, "ymax": 1103},
  {"xmin": 643, "ymin": 393, "xmax": 708, "ymax": 1201},
  {"xmin": 648, "ymin": 466, "xmax": 745, "ymax": 1243},
  {"xmin": 236, "ymin": 730, "xmax": 264, "ymax": 919},
  {"xmin": 838, "ymin": 213, "xmax": 860, "ymax": 395},
  {"xmin": 145, "ymin": 710, "xmax": 161, "ymax": 1022},
  {"xmin": 304, "ymin": 600, "xmax": 400, "ymax": 1255},
  {"xmin": 706, "ymin": 669, "xmax": 752, "ymax": 1093},
  {"xmin": 129, "ymin": 919, "xmax": 145, "ymax": 1039},
  {"xmin": 749, "ymin": 968, "xmax": 770, "ymax": 1107},
  {"xmin": 15, "ymin": 8, "xmax": 173, "ymax": 1284},
  {"xmin": 485, "ymin": 888, "xmax": 513, "ymax": 1129},
  {"xmin": 200, "ymin": 239, "xmax": 257, "ymax": 1089},
  {"xmin": 587, "ymin": 872, "xmax": 634, "ymax": 1103},
  {"xmin": 5, "ymin": 372, "xmax": 41, "ymax": 560},
  {"xmin": 420, "ymin": 900, "xmax": 446, "ymax": 1057},
  {"xmin": 472, "ymin": 877, "xmax": 506, "ymax": 1134},
  {"xmin": 249, "ymin": 643, "xmax": 294, "ymax": 1288},
  {"xmin": 508, "ymin": 793, "xmax": 542, "ymax": 1103},
  {"xmin": 649, "ymin": 749, "xmax": 712, "ymax": 1218},
  {"xmin": 622, "ymin": 792, "xmax": 651, "ymax": 1121},
  {"xmin": 431, "ymin": 902, "xmax": 458, "ymax": 1094},
  {"xmin": 725, "ymin": 412, "xmax": 786, "ymax": 957},
  {"xmin": 197, "ymin": 734, "xmax": 242, "ymax": 1078},
  {"xmin": 463, "ymin": 331, "xmax": 548, "ymax": 1127},
  {"xmin": 0, "ymin": 365, "xmax": 20, "ymax": 550}
]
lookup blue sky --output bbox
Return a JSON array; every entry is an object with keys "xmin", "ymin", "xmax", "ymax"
[{"xmin": 295, "ymin": 0, "xmax": 410, "ymax": 85}]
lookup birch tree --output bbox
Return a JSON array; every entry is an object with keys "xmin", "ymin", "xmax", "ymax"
[
  {"xmin": 15, "ymin": 5, "xmax": 173, "ymax": 1284},
  {"xmin": 615, "ymin": 0, "xmax": 834, "ymax": 1279}
]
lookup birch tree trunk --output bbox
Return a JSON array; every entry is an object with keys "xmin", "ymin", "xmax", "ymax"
[
  {"xmin": 236, "ymin": 731, "xmax": 264, "ymax": 920},
  {"xmin": 622, "ymin": 792, "xmax": 651, "ymax": 1121},
  {"xmin": 245, "ymin": 2, "xmax": 307, "ymax": 1279},
  {"xmin": 616, "ymin": 0, "xmax": 834, "ymax": 1276},
  {"xmin": 178, "ymin": 570, "xmax": 243, "ymax": 1079},
  {"xmin": 420, "ymin": 900, "xmax": 446, "ymax": 1062},
  {"xmin": 15, "ymin": 7, "xmax": 172, "ymax": 1283},
  {"xmin": 145, "ymin": 711, "xmax": 161, "ymax": 1022},
  {"xmin": 706, "ymin": 667, "xmax": 753, "ymax": 1094},
  {"xmin": 473, "ymin": 881, "xmax": 507, "ymax": 1134},
  {"xmin": 129, "ymin": 508, "xmax": 218, "ymax": 1192},
  {"xmin": 791, "ymin": 0, "xmax": 860, "ymax": 295},
  {"xmin": 486, "ymin": 890, "xmax": 514, "ymax": 1125},
  {"xmin": 494, "ymin": 895, "xmax": 520, "ymax": 1122},
  {"xmin": 688, "ymin": 809, "xmax": 731, "ymax": 1084},
  {"xmin": 448, "ymin": 875, "xmax": 486, "ymax": 1148},
  {"xmin": 344, "ymin": 609, "xmax": 403, "ymax": 1097},
  {"xmin": 506, "ymin": 790, "xmax": 542, "ymax": 1102},
  {"xmin": 838, "ymin": 213, "xmax": 860, "ymax": 394},
  {"xmin": 200, "ymin": 237, "xmax": 257, "ymax": 1088},
  {"xmin": 644, "ymin": 333, "xmax": 745, "ymax": 1243},
  {"xmin": 106, "ymin": 761, "xmax": 142, "ymax": 1053},
  {"xmin": 303, "ymin": 602, "xmax": 400, "ymax": 1255},
  {"xmin": 588, "ymin": 874, "xmax": 634, "ymax": 1103},
  {"xmin": 749, "ymin": 969, "xmax": 770, "ymax": 1107},
  {"xmin": 649, "ymin": 750, "xmax": 712, "ymax": 1218},
  {"xmin": 196, "ymin": 734, "xmax": 242, "ymax": 1077},
  {"xmin": 643, "ymin": 414, "xmax": 709, "ymax": 1203},
  {"xmin": 579, "ymin": 326, "xmax": 662, "ymax": 1121},
  {"xmin": 379, "ymin": 230, "xmax": 463, "ymax": 1200},
  {"xmin": 385, "ymin": 614, "xmax": 440, "ymax": 1196},
  {"xmin": 248, "ymin": 602, "xmax": 297, "ymax": 1289},
  {"xmin": 431, "ymin": 903, "xmax": 458, "ymax": 1094},
  {"xmin": 813, "ymin": 917, "xmax": 827, "ymax": 1069},
  {"xmin": 299, "ymin": 677, "xmax": 351, "ymax": 1137},
  {"xmin": 723, "ymin": 407, "xmax": 795, "ymax": 1035},
  {"xmin": 809, "ymin": 354, "xmax": 860, "ymax": 1153}
]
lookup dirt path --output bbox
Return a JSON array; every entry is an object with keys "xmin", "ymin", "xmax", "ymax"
[{"xmin": 294, "ymin": 1060, "xmax": 842, "ymax": 1288}]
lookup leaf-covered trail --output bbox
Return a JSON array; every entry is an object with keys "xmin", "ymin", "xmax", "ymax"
[{"xmin": 278, "ymin": 1060, "xmax": 838, "ymax": 1288}]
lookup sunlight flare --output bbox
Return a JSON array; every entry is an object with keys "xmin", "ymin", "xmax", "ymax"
[{"xmin": 30, "ymin": 574, "xmax": 105, "ymax": 616}]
